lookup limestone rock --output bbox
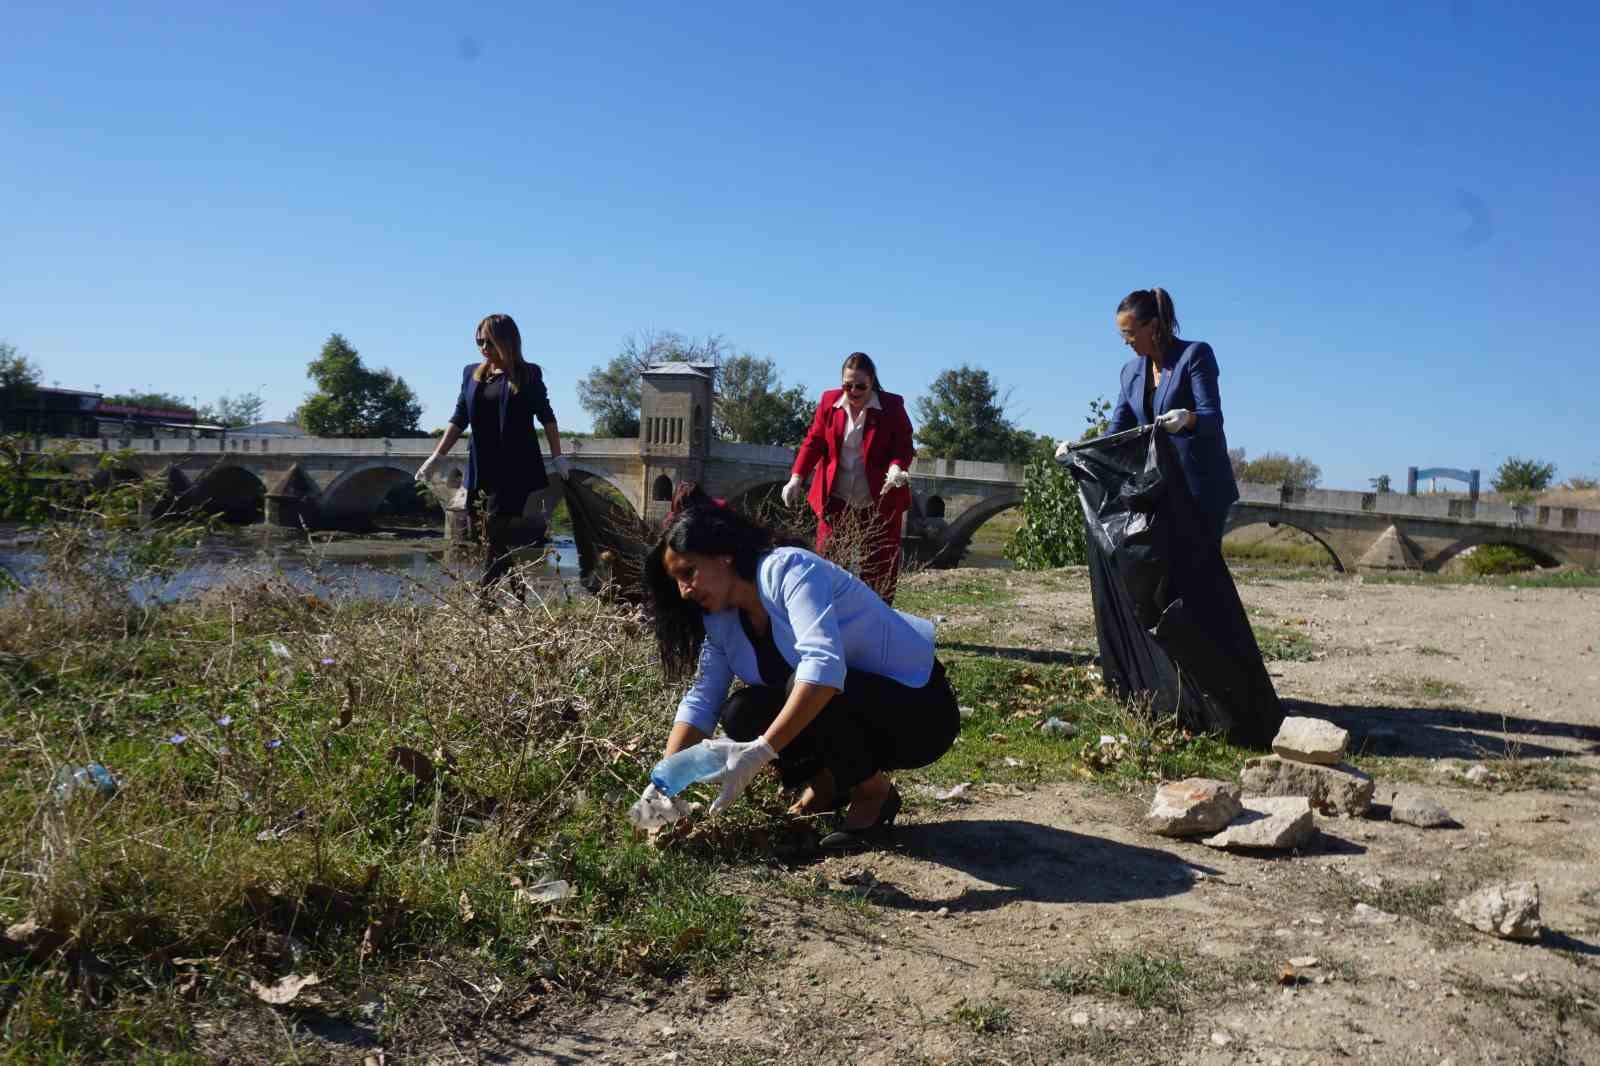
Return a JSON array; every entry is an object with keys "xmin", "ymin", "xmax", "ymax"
[
  {"xmin": 1271, "ymin": 716, "xmax": 1349, "ymax": 765},
  {"xmin": 1202, "ymin": 796, "xmax": 1315, "ymax": 851},
  {"xmin": 1389, "ymin": 791, "xmax": 1455, "ymax": 828},
  {"xmin": 1145, "ymin": 778, "xmax": 1243, "ymax": 837},
  {"xmin": 1241, "ymin": 755, "xmax": 1375, "ymax": 816},
  {"xmin": 1454, "ymin": 882, "xmax": 1541, "ymax": 940}
]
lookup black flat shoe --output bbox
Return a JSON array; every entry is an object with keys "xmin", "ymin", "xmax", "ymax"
[{"xmin": 819, "ymin": 786, "xmax": 901, "ymax": 849}]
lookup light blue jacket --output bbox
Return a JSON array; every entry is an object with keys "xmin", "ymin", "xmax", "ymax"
[{"xmin": 674, "ymin": 547, "xmax": 937, "ymax": 735}]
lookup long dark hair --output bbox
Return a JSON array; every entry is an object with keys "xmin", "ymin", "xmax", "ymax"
[
  {"xmin": 1116, "ymin": 289, "xmax": 1180, "ymax": 351},
  {"xmin": 644, "ymin": 484, "xmax": 801, "ymax": 680},
  {"xmin": 474, "ymin": 313, "xmax": 530, "ymax": 393},
  {"xmin": 841, "ymin": 351, "xmax": 882, "ymax": 393}
]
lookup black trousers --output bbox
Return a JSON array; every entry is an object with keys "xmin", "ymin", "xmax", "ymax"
[{"xmin": 720, "ymin": 660, "xmax": 960, "ymax": 792}]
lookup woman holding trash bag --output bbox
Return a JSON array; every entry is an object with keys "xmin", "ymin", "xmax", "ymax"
[
  {"xmin": 642, "ymin": 486, "xmax": 959, "ymax": 847},
  {"xmin": 1059, "ymin": 288, "xmax": 1238, "ymax": 545},
  {"xmin": 781, "ymin": 352, "xmax": 915, "ymax": 604},
  {"xmin": 416, "ymin": 314, "xmax": 570, "ymax": 591}
]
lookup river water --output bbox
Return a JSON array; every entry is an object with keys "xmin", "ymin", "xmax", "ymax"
[{"xmin": 0, "ymin": 523, "xmax": 584, "ymax": 603}]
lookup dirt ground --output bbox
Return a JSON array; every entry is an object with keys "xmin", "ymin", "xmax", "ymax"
[{"xmin": 492, "ymin": 570, "xmax": 1600, "ymax": 1066}]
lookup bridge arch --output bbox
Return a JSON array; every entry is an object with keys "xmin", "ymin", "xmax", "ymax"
[
  {"xmin": 183, "ymin": 464, "xmax": 268, "ymax": 522},
  {"xmin": 924, "ymin": 491, "xmax": 1021, "ymax": 568},
  {"xmin": 723, "ymin": 477, "xmax": 792, "ymax": 513},
  {"xmin": 1222, "ymin": 513, "xmax": 1346, "ymax": 572},
  {"xmin": 1428, "ymin": 535, "xmax": 1563, "ymax": 572},
  {"xmin": 318, "ymin": 462, "xmax": 416, "ymax": 525},
  {"xmin": 568, "ymin": 466, "xmax": 641, "ymax": 516}
]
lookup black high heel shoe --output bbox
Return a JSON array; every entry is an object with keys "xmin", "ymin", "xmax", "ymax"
[{"xmin": 818, "ymin": 786, "xmax": 901, "ymax": 849}]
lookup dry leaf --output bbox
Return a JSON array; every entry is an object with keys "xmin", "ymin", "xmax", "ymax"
[
  {"xmin": 359, "ymin": 923, "xmax": 381, "ymax": 962},
  {"xmin": 387, "ymin": 746, "xmax": 436, "ymax": 784},
  {"xmin": 251, "ymin": 972, "xmax": 321, "ymax": 1005},
  {"xmin": 458, "ymin": 890, "xmax": 475, "ymax": 923},
  {"xmin": 1276, "ymin": 964, "xmax": 1299, "ymax": 986}
]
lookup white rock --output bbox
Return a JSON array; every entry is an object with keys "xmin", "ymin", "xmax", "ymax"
[
  {"xmin": 1464, "ymin": 764, "xmax": 1494, "ymax": 784},
  {"xmin": 1240, "ymin": 755, "xmax": 1375, "ymax": 816},
  {"xmin": 1202, "ymin": 796, "xmax": 1315, "ymax": 850},
  {"xmin": 1271, "ymin": 716, "xmax": 1349, "ymax": 764},
  {"xmin": 1454, "ymin": 882, "xmax": 1541, "ymax": 940},
  {"xmin": 1145, "ymin": 778, "xmax": 1243, "ymax": 838},
  {"xmin": 1351, "ymin": 902, "xmax": 1398, "ymax": 926}
]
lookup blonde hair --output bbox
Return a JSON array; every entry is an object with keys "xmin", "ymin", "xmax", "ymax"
[{"xmin": 473, "ymin": 313, "xmax": 528, "ymax": 393}]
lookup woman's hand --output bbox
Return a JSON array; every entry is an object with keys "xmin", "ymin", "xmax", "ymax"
[
  {"xmin": 1053, "ymin": 439, "xmax": 1073, "ymax": 464},
  {"xmin": 549, "ymin": 454, "xmax": 571, "ymax": 480},
  {"xmin": 781, "ymin": 474, "xmax": 805, "ymax": 507},
  {"xmin": 705, "ymin": 737, "xmax": 778, "ymax": 812},
  {"xmin": 416, "ymin": 455, "xmax": 440, "ymax": 482},
  {"xmin": 881, "ymin": 463, "xmax": 910, "ymax": 494},
  {"xmin": 1157, "ymin": 408, "xmax": 1195, "ymax": 434}
]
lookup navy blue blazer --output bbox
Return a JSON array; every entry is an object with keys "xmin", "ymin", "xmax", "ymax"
[
  {"xmin": 448, "ymin": 361, "xmax": 557, "ymax": 511},
  {"xmin": 1108, "ymin": 339, "xmax": 1239, "ymax": 519}
]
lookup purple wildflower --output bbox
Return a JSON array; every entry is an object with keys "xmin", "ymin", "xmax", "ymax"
[
  {"xmin": 168, "ymin": 734, "xmax": 187, "ymax": 745},
  {"xmin": 265, "ymin": 739, "xmax": 283, "ymax": 750},
  {"xmin": 320, "ymin": 658, "xmax": 335, "ymax": 666},
  {"xmin": 216, "ymin": 715, "xmax": 233, "ymax": 728}
]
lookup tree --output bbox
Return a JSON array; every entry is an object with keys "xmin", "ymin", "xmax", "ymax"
[
  {"xmin": 0, "ymin": 342, "xmax": 41, "ymax": 406},
  {"xmin": 714, "ymin": 354, "xmax": 812, "ymax": 446},
  {"xmin": 199, "ymin": 390, "xmax": 265, "ymax": 428},
  {"xmin": 1492, "ymin": 456, "xmax": 1556, "ymax": 495},
  {"xmin": 914, "ymin": 364, "xmax": 1033, "ymax": 463},
  {"xmin": 1370, "ymin": 474, "xmax": 1393, "ymax": 494},
  {"xmin": 103, "ymin": 390, "xmax": 193, "ymax": 412},
  {"xmin": 1231, "ymin": 449, "xmax": 1321, "ymax": 488},
  {"xmin": 578, "ymin": 330, "xmax": 728, "ymax": 437},
  {"xmin": 296, "ymin": 333, "xmax": 423, "ymax": 437}
]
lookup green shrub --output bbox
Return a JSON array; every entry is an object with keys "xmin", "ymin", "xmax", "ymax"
[
  {"xmin": 1462, "ymin": 543, "xmax": 1541, "ymax": 576},
  {"xmin": 1005, "ymin": 454, "xmax": 1086, "ymax": 569}
]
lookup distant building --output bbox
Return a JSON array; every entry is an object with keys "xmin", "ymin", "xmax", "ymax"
[{"xmin": 0, "ymin": 385, "xmax": 103, "ymax": 436}]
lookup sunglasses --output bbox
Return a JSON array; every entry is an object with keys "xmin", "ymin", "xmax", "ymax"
[
  {"xmin": 475, "ymin": 337, "xmax": 493, "ymax": 349},
  {"xmin": 841, "ymin": 382, "xmax": 872, "ymax": 392}
]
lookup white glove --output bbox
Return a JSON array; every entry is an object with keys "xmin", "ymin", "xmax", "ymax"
[
  {"xmin": 703, "ymin": 737, "xmax": 777, "ymax": 813},
  {"xmin": 1157, "ymin": 408, "xmax": 1193, "ymax": 434},
  {"xmin": 415, "ymin": 455, "xmax": 441, "ymax": 482},
  {"xmin": 1053, "ymin": 439, "xmax": 1073, "ymax": 465},
  {"xmin": 881, "ymin": 463, "xmax": 910, "ymax": 494},
  {"xmin": 781, "ymin": 474, "xmax": 805, "ymax": 508},
  {"xmin": 550, "ymin": 454, "xmax": 571, "ymax": 480}
]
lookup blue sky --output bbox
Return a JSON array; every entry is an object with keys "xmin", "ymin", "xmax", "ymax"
[{"xmin": 3, "ymin": 1, "xmax": 1597, "ymax": 490}]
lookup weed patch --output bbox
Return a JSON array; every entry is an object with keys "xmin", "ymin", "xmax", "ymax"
[{"xmin": 1043, "ymin": 950, "xmax": 1197, "ymax": 1012}]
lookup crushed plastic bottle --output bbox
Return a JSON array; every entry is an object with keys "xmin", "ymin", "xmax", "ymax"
[
  {"xmin": 649, "ymin": 742, "xmax": 728, "ymax": 797},
  {"xmin": 1041, "ymin": 717, "xmax": 1077, "ymax": 737},
  {"xmin": 52, "ymin": 763, "xmax": 119, "ymax": 802},
  {"xmin": 627, "ymin": 783, "xmax": 692, "ymax": 830}
]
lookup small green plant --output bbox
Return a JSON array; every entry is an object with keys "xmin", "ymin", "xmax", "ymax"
[
  {"xmin": 1044, "ymin": 950, "xmax": 1196, "ymax": 1012},
  {"xmin": 1252, "ymin": 624, "xmax": 1317, "ymax": 662},
  {"xmin": 950, "ymin": 998, "xmax": 1012, "ymax": 1034}
]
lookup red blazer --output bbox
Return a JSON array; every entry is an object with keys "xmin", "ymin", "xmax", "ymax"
[{"xmin": 792, "ymin": 388, "xmax": 915, "ymax": 519}]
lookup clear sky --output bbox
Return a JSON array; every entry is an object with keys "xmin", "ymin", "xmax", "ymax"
[{"xmin": 3, "ymin": 1, "xmax": 1597, "ymax": 490}]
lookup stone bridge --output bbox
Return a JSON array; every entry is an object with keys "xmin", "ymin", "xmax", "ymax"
[{"xmin": 29, "ymin": 431, "xmax": 1600, "ymax": 572}]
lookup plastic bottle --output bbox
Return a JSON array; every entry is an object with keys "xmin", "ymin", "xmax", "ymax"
[
  {"xmin": 649, "ymin": 742, "xmax": 727, "ymax": 797},
  {"xmin": 52, "ymin": 762, "xmax": 120, "ymax": 802}
]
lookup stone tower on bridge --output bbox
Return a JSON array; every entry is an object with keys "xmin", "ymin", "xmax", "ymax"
[{"xmin": 638, "ymin": 362, "xmax": 716, "ymax": 524}]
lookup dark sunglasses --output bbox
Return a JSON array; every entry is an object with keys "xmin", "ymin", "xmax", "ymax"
[
  {"xmin": 475, "ymin": 336, "xmax": 493, "ymax": 349},
  {"xmin": 841, "ymin": 382, "xmax": 872, "ymax": 392}
]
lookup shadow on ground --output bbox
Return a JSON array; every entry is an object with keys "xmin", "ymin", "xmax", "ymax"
[
  {"xmin": 1283, "ymin": 698, "xmax": 1600, "ymax": 761},
  {"xmin": 939, "ymin": 642, "xmax": 1096, "ymax": 666},
  {"xmin": 856, "ymin": 818, "xmax": 1220, "ymax": 914}
]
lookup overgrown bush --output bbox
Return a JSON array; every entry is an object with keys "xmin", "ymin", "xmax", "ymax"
[
  {"xmin": 1462, "ymin": 543, "xmax": 1541, "ymax": 576},
  {"xmin": 1005, "ymin": 453, "xmax": 1086, "ymax": 569},
  {"xmin": 1492, "ymin": 456, "xmax": 1556, "ymax": 495}
]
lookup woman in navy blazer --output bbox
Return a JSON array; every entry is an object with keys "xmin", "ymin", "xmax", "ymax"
[
  {"xmin": 416, "ymin": 314, "xmax": 570, "ymax": 590},
  {"xmin": 1103, "ymin": 288, "xmax": 1239, "ymax": 544},
  {"xmin": 643, "ymin": 487, "xmax": 959, "ymax": 847}
]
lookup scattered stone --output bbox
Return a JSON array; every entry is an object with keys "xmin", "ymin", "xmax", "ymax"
[
  {"xmin": 1288, "ymin": 955, "xmax": 1319, "ymax": 968},
  {"xmin": 1211, "ymin": 1031, "xmax": 1232, "ymax": 1047},
  {"xmin": 1389, "ymin": 791, "xmax": 1455, "ymax": 828},
  {"xmin": 1464, "ymin": 764, "xmax": 1495, "ymax": 785},
  {"xmin": 1351, "ymin": 903, "xmax": 1398, "ymax": 926},
  {"xmin": 958, "ymin": 705, "xmax": 976, "ymax": 720},
  {"xmin": 1271, "ymin": 716, "xmax": 1349, "ymax": 765},
  {"xmin": 1453, "ymin": 882, "xmax": 1542, "ymax": 940},
  {"xmin": 1202, "ymin": 796, "xmax": 1315, "ymax": 851},
  {"xmin": 1070, "ymin": 1011, "xmax": 1089, "ymax": 1026},
  {"xmin": 1145, "ymin": 778, "xmax": 1243, "ymax": 837},
  {"xmin": 1240, "ymin": 755, "xmax": 1375, "ymax": 816}
]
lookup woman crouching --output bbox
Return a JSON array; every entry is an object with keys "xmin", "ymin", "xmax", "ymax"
[{"xmin": 644, "ymin": 487, "xmax": 959, "ymax": 847}]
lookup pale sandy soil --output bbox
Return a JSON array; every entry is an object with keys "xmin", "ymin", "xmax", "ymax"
[{"xmin": 492, "ymin": 569, "xmax": 1600, "ymax": 1066}]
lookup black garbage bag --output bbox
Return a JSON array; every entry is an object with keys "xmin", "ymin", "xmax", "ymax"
[
  {"xmin": 558, "ymin": 474, "xmax": 653, "ymax": 600},
  {"xmin": 1066, "ymin": 425, "xmax": 1282, "ymax": 747}
]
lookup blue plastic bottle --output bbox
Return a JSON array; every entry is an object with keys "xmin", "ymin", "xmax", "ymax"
[{"xmin": 649, "ymin": 743, "xmax": 727, "ymax": 797}]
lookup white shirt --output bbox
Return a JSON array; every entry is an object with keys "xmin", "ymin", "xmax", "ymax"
[{"xmin": 830, "ymin": 391, "xmax": 881, "ymax": 508}]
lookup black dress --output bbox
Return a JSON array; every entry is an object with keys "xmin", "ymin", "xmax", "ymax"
[{"xmin": 448, "ymin": 362, "xmax": 557, "ymax": 517}]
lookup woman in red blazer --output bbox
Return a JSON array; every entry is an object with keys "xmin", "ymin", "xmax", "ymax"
[{"xmin": 782, "ymin": 353, "xmax": 915, "ymax": 603}]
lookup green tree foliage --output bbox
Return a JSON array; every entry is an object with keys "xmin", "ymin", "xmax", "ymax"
[
  {"xmin": 578, "ymin": 330, "xmax": 728, "ymax": 437},
  {"xmin": 0, "ymin": 342, "xmax": 42, "ymax": 401},
  {"xmin": 1491, "ymin": 456, "xmax": 1556, "ymax": 495},
  {"xmin": 1004, "ymin": 396, "xmax": 1125, "ymax": 569},
  {"xmin": 1369, "ymin": 474, "xmax": 1393, "ymax": 493},
  {"xmin": 102, "ymin": 390, "xmax": 193, "ymax": 412},
  {"xmin": 714, "ymin": 354, "xmax": 812, "ymax": 446},
  {"xmin": 199, "ymin": 390, "xmax": 265, "ymax": 428},
  {"xmin": 914, "ymin": 364, "xmax": 1034, "ymax": 462},
  {"xmin": 296, "ymin": 333, "xmax": 423, "ymax": 437},
  {"xmin": 1230, "ymin": 449, "xmax": 1321, "ymax": 488}
]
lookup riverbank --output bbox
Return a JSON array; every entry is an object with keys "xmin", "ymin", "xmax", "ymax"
[{"xmin": 4, "ymin": 559, "xmax": 1598, "ymax": 1063}]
